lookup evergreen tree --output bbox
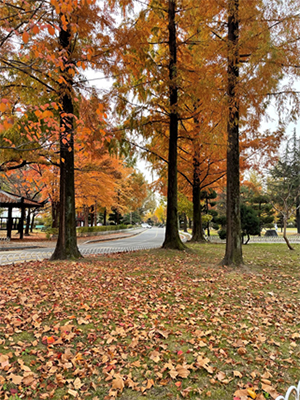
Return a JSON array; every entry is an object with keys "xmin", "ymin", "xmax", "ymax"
[
  {"xmin": 267, "ymin": 151, "xmax": 300, "ymax": 250},
  {"xmin": 241, "ymin": 204, "xmax": 260, "ymax": 244}
]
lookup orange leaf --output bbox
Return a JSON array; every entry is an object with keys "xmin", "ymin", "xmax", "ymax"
[
  {"xmin": 48, "ymin": 25, "xmax": 55, "ymax": 35},
  {"xmin": 32, "ymin": 25, "xmax": 40, "ymax": 34},
  {"xmin": 22, "ymin": 31, "xmax": 29, "ymax": 43},
  {"xmin": 47, "ymin": 336, "xmax": 55, "ymax": 344},
  {"xmin": 0, "ymin": 103, "xmax": 6, "ymax": 112}
]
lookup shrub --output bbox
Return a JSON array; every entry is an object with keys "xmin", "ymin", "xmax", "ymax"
[
  {"xmin": 212, "ymin": 223, "xmax": 219, "ymax": 230},
  {"xmin": 218, "ymin": 229, "xmax": 226, "ymax": 240},
  {"xmin": 45, "ymin": 227, "xmax": 58, "ymax": 239},
  {"xmin": 76, "ymin": 224, "xmax": 132, "ymax": 234}
]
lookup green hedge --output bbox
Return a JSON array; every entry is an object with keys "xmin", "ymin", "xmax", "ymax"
[{"xmin": 76, "ymin": 224, "xmax": 132, "ymax": 234}]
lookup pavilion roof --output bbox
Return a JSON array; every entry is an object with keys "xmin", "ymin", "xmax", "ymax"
[{"xmin": 0, "ymin": 189, "xmax": 44, "ymax": 208}]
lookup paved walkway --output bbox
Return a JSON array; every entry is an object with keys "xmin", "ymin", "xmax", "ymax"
[
  {"xmin": 209, "ymin": 235, "xmax": 300, "ymax": 244},
  {"xmin": 0, "ymin": 228, "xmax": 145, "ymax": 252}
]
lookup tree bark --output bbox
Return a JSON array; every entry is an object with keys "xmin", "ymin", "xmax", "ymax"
[
  {"xmin": 103, "ymin": 208, "xmax": 107, "ymax": 226},
  {"xmin": 90, "ymin": 205, "xmax": 94, "ymax": 227},
  {"xmin": 190, "ymin": 162, "xmax": 205, "ymax": 242},
  {"xmin": 51, "ymin": 20, "xmax": 81, "ymax": 260},
  {"xmin": 84, "ymin": 206, "xmax": 89, "ymax": 227},
  {"xmin": 283, "ymin": 216, "xmax": 294, "ymax": 250},
  {"xmin": 296, "ymin": 196, "xmax": 300, "ymax": 234},
  {"xmin": 162, "ymin": 0, "xmax": 185, "ymax": 250},
  {"xmin": 222, "ymin": 0, "xmax": 243, "ymax": 266},
  {"xmin": 51, "ymin": 201, "xmax": 59, "ymax": 228},
  {"xmin": 94, "ymin": 202, "xmax": 98, "ymax": 226}
]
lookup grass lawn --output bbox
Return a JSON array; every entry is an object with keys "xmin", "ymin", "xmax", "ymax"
[{"xmin": 0, "ymin": 243, "xmax": 299, "ymax": 400}]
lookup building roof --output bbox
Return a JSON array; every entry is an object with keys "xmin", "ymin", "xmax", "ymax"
[{"xmin": 0, "ymin": 189, "xmax": 44, "ymax": 208}]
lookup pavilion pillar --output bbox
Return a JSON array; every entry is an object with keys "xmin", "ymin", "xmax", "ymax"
[
  {"xmin": 19, "ymin": 198, "xmax": 25, "ymax": 239},
  {"xmin": 7, "ymin": 206, "xmax": 13, "ymax": 239}
]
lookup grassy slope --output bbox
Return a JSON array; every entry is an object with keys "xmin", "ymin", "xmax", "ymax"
[{"xmin": 0, "ymin": 243, "xmax": 299, "ymax": 400}]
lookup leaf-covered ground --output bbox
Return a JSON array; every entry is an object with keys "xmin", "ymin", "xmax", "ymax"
[{"xmin": 0, "ymin": 243, "xmax": 299, "ymax": 400}]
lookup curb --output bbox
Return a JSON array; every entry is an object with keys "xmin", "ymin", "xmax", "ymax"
[{"xmin": 83, "ymin": 229, "xmax": 146, "ymax": 244}]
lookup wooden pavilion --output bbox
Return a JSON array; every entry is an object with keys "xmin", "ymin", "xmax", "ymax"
[{"xmin": 0, "ymin": 189, "xmax": 44, "ymax": 239}]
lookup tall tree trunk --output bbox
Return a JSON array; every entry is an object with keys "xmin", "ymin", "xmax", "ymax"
[
  {"xmin": 190, "ymin": 116, "xmax": 205, "ymax": 242},
  {"xmin": 283, "ymin": 216, "xmax": 294, "ymax": 250},
  {"xmin": 190, "ymin": 159, "xmax": 205, "ymax": 242},
  {"xmin": 116, "ymin": 211, "xmax": 120, "ymax": 225},
  {"xmin": 94, "ymin": 202, "xmax": 98, "ymax": 226},
  {"xmin": 90, "ymin": 205, "xmax": 94, "ymax": 227},
  {"xmin": 103, "ymin": 208, "xmax": 107, "ymax": 226},
  {"xmin": 51, "ymin": 20, "xmax": 81, "ymax": 260},
  {"xmin": 163, "ymin": 0, "xmax": 185, "ymax": 250},
  {"xmin": 52, "ymin": 201, "xmax": 59, "ymax": 228},
  {"xmin": 84, "ymin": 206, "xmax": 89, "ymax": 227},
  {"xmin": 296, "ymin": 196, "xmax": 300, "ymax": 234},
  {"xmin": 222, "ymin": 0, "xmax": 243, "ymax": 266}
]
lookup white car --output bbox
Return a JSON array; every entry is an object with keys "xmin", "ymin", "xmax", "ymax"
[{"xmin": 141, "ymin": 223, "xmax": 152, "ymax": 228}]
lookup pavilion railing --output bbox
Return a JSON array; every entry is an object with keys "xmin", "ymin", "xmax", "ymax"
[
  {"xmin": 276, "ymin": 382, "xmax": 300, "ymax": 400},
  {"xmin": 0, "ymin": 217, "xmax": 20, "ymax": 230}
]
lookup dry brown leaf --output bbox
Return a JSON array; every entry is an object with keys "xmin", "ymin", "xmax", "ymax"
[
  {"xmin": 39, "ymin": 394, "xmax": 50, "ymax": 399},
  {"xmin": 164, "ymin": 361, "xmax": 174, "ymax": 370},
  {"xmin": 180, "ymin": 387, "xmax": 193, "ymax": 398},
  {"xmin": 131, "ymin": 360, "xmax": 141, "ymax": 367},
  {"xmin": 22, "ymin": 374, "xmax": 35, "ymax": 386},
  {"xmin": 8, "ymin": 373, "xmax": 23, "ymax": 385},
  {"xmin": 112, "ymin": 376, "xmax": 124, "ymax": 392},
  {"xmin": 73, "ymin": 377, "xmax": 83, "ymax": 389},
  {"xmin": 146, "ymin": 378, "xmax": 154, "ymax": 389},
  {"xmin": 149, "ymin": 350, "xmax": 160, "ymax": 363},
  {"xmin": 68, "ymin": 388, "xmax": 78, "ymax": 397},
  {"xmin": 237, "ymin": 347, "xmax": 247, "ymax": 355},
  {"xmin": 169, "ymin": 369, "xmax": 178, "ymax": 379},
  {"xmin": 234, "ymin": 389, "xmax": 250, "ymax": 397},
  {"xmin": 0, "ymin": 354, "xmax": 9, "ymax": 363},
  {"xmin": 291, "ymin": 332, "xmax": 300, "ymax": 339},
  {"xmin": 156, "ymin": 329, "xmax": 168, "ymax": 338},
  {"xmin": 125, "ymin": 377, "xmax": 137, "ymax": 389},
  {"xmin": 233, "ymin": 370, "xmax": 243, "ymax": 378},
  {"xmin": 129, "ymin": 338, "xmax": 139, "ymax": 348},
  {"xmin": 77, "ymin": 317, "xmax": 89, "ymax": 325},
  {"xmin": 261, "ymin": 383, "xmax": 280, "ymax": 399},
  {"xmin": 261, "ymin": 378, "xmax": 271, "ymax": 385},
  {"xmin": 261, "ymin": 371, "xmax": 272, "ymax": 379},
  {"xmin": 176, "ymin": 365, "xmax": 190, "ymax": 378},
  {"xmin": 216, "ymin": 371, "xmax": 226, "ymax": 381}
]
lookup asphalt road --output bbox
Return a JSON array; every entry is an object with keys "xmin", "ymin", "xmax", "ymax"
[
  {"xmin": 82, "ymin": 226, "xmax": 165, "ymax": 250},
  {"xmin": 0, "ymin": 227, "xmax": 166, "ymax": 265}
]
